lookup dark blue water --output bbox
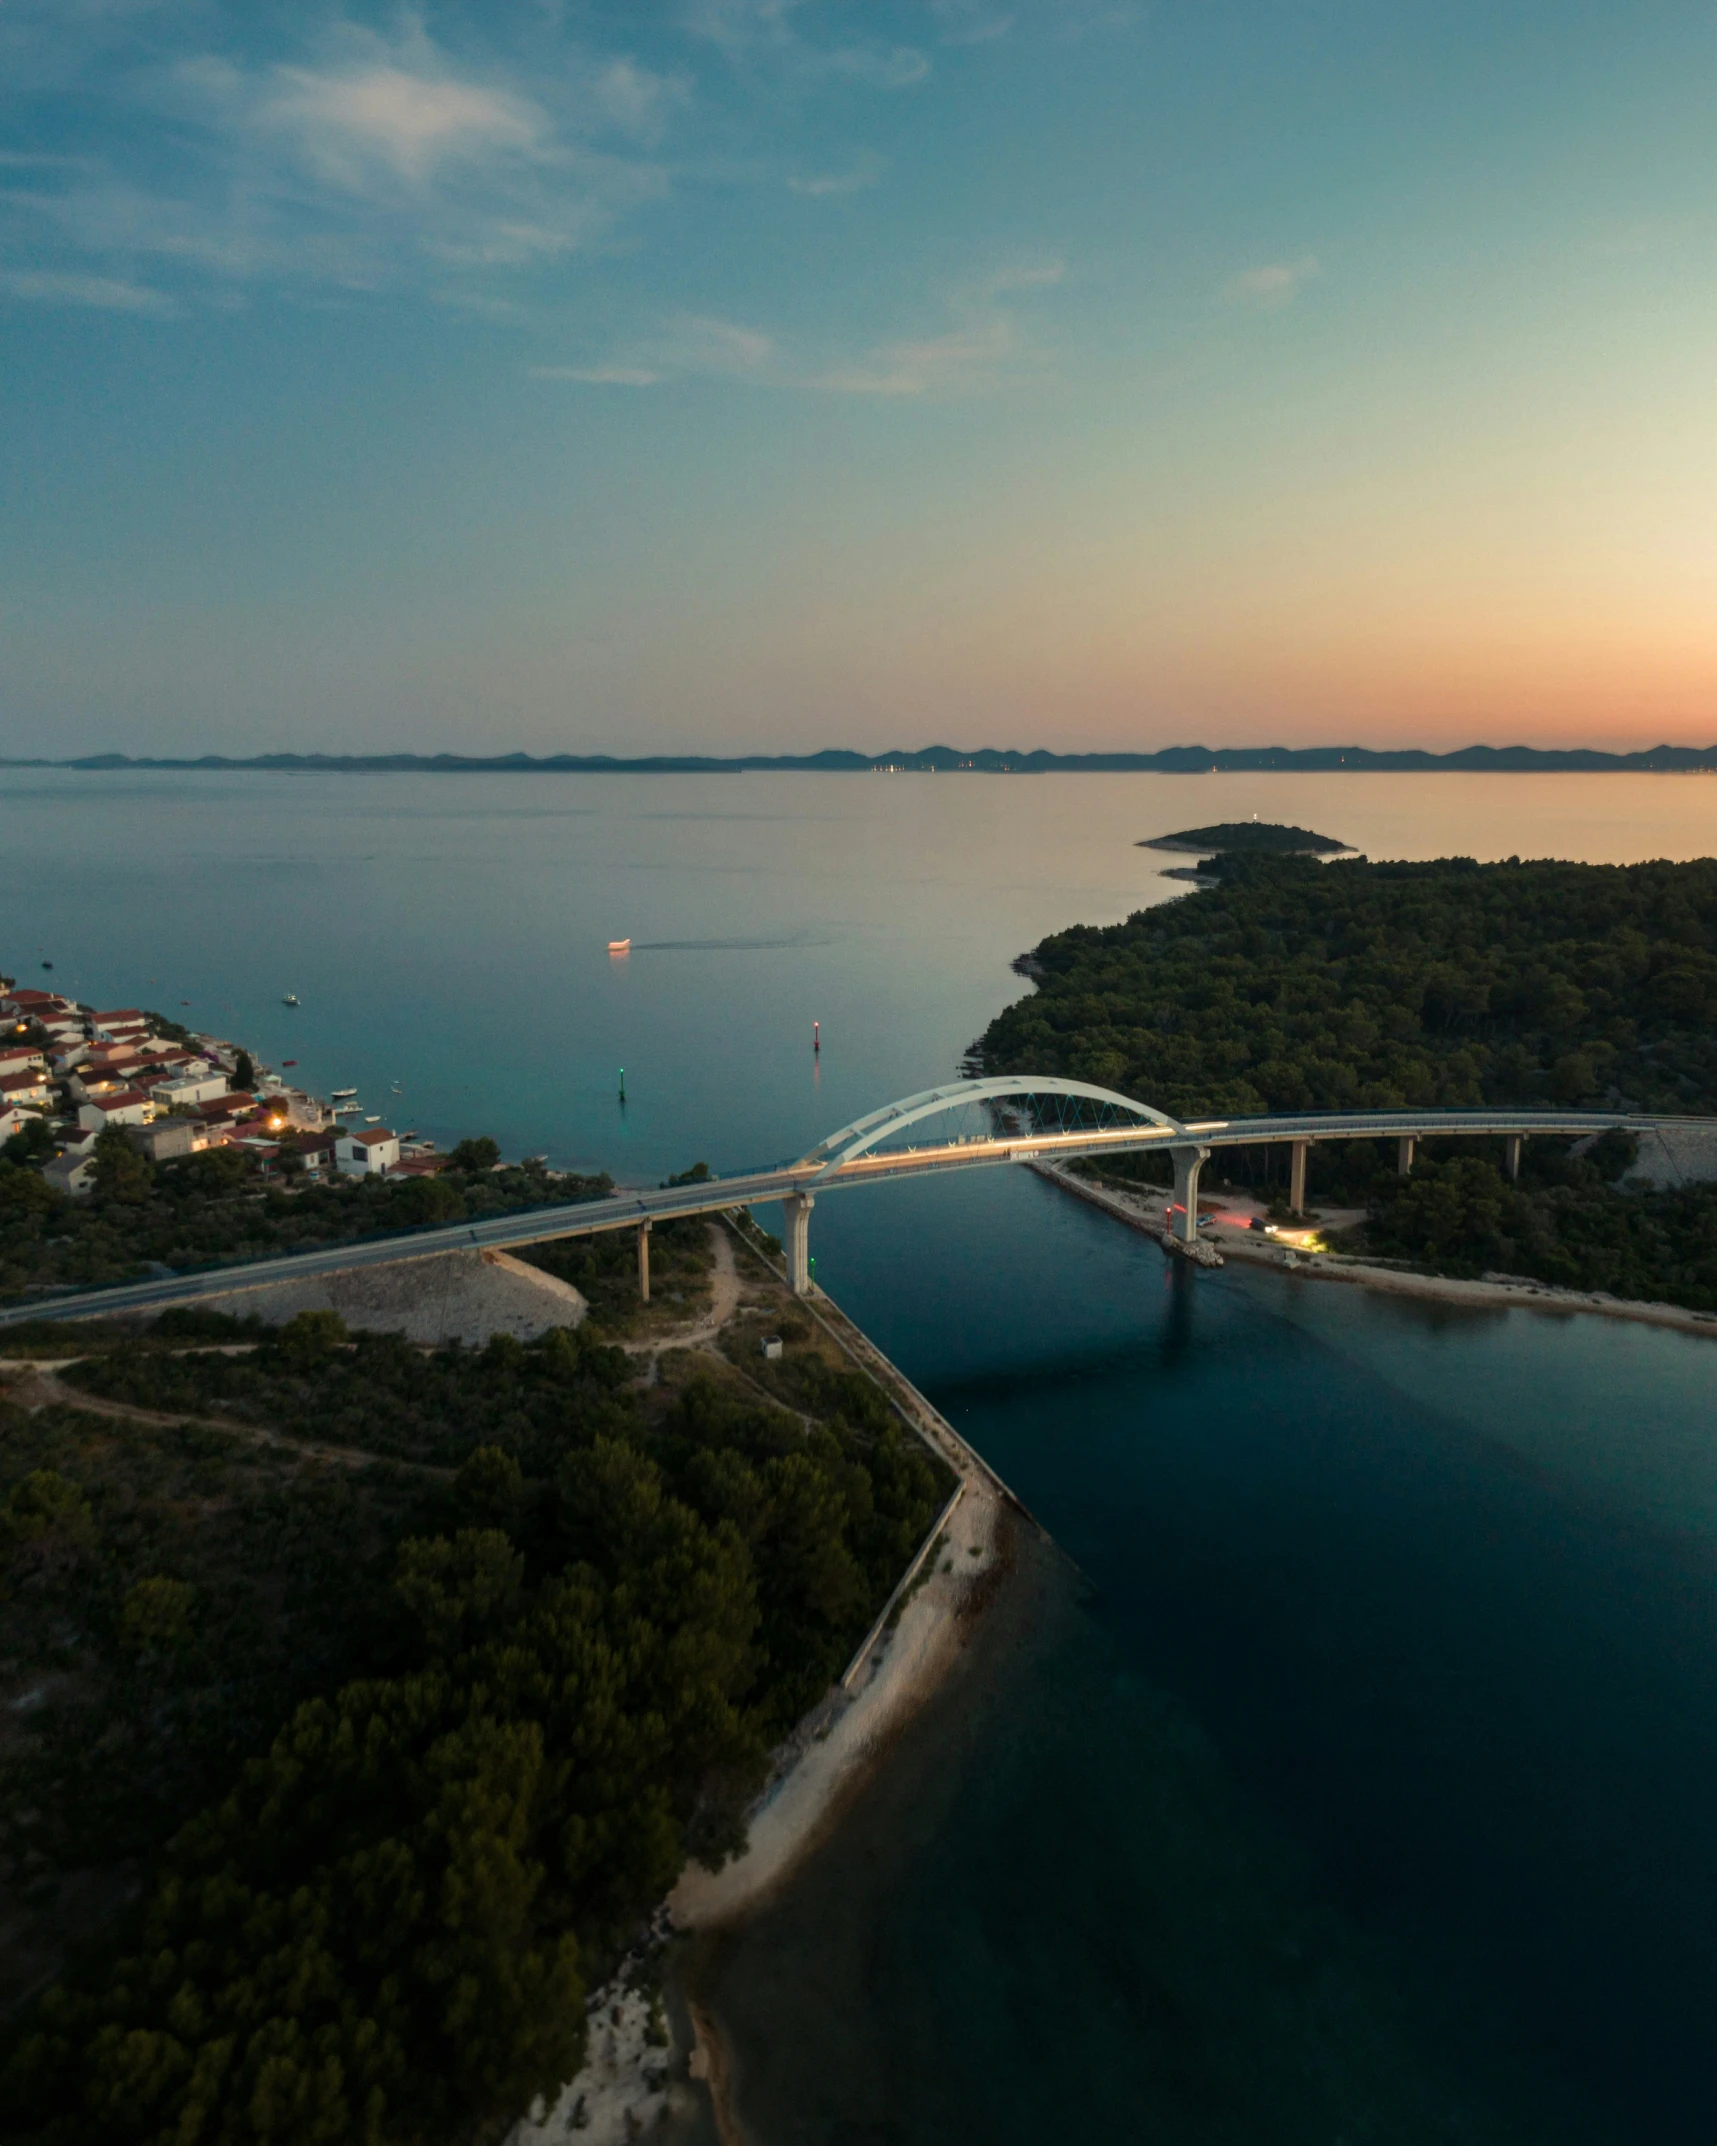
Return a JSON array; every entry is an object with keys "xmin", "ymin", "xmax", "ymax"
[
  {"xmin": 10, "ymin": 769, "xmax": 1717, "ymax": 2141},
  {"xmin": 707, "ymin": 1168, "xmax": 1717, "ymax": 2145}
]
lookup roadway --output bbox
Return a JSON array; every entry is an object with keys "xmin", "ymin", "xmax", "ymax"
[{"xmin": 3, "ymin": 1090, "xmax": 1708, "ymax": 1329}]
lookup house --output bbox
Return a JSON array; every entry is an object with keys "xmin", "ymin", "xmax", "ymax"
[
  {"xmin": 294, "ymin": 1130, "xmax": 342, "ymax": 1175},
  {"xmin": 155, "ymin": 1070, "xmax": 231, "ymax": 1110},
  {"xmin": 0, "ymin": 1106, "xmax": 44, "ymax": 1145},
  {"xmin": 335, "ymin": 1126, "xmax": 400, "ymax": 1175},
  {"xmin": 77, "ymin": 1089, "xmax": 155, "ymax": 1131},
  {"xmin": 2, "ymin": 989, "xmax": 72, "ymax": 1019},
  {"xmin": 0, "ymin": 1070, "xmax": 51, "ymax": 1108},
  {"xmin": 124, "ymin": 1117, "xmax": 209, "ymax": 1162},
  {"xmin": 90, "ymin": 1008, "xmax": 146, "ymax": 1038},
  {"xmin": 0, "ymin": 1044, "xmax": 47, "ymax": 1075},
  {"xmin": 196, "ymin": 1091, "xmax": 255, "ymax": 1125},
  {"xmin": 44, "ymin": 1150, "xmax": 99, "ymax": 1197}
]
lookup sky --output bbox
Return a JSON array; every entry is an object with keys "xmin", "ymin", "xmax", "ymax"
[{"xmin": 3, "ymin": 0, "xmax": 1716, "ymax": 757}]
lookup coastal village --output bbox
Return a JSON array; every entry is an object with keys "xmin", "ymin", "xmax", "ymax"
[{"xmin": 1, "ymin": 979, "xmax": 434, "ymax": 1191}]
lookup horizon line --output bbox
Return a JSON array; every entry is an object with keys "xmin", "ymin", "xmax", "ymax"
[{"xmin": 6, "ymin": 742, "xmax": 1717, "ymax": 775}]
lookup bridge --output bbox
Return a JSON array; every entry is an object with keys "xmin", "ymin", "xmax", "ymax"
[{"xmin": 4, "ymin": 1076, "xmax": 1705, "ymax": 1329}]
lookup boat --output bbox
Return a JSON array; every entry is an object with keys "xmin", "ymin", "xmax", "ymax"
[
  {"xmin": 282, "ymin": 993, "xmax": 299, "ymax": 1007},
  {"xmin": 608, "ymin": 937, "xmax": 631, "ymax": 955},
  {"xmin": 364, "ymin": 1115, "xmax": 381, "ymax": 1124},
  {"xmin": 330, "ymin": 1087, "xmax": 357, "ymax": 1099},
  {"xmin": 333, "ymin": 1102, "xmax": 362, "ymax": 1116}
]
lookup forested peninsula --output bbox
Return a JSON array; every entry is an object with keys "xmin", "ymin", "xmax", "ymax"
[
  {"xmin": 979, "ymin": 854, "xmax": 1717, "ymax": 1309},
  {"xmin": 0, "ymin": 1232, "xmax": 951, "ymax": 2142}
]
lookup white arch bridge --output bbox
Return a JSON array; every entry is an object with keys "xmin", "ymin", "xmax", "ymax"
[{"xmin": 3, "ymin": 1076, "xmax": 1706, "ymax": 1328}]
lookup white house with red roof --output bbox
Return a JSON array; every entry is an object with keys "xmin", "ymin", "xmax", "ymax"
[
  {"xmin": 0, "ymin": 1070, "xmax": 52, "ymax": 1108},
  {"xmin": 335, "ymin": 1126, "xmax": 399, "ymax": 1175},
  {"xmin": 77, "ymin": 1089, "xmax": 155, "ymax": 1130}
]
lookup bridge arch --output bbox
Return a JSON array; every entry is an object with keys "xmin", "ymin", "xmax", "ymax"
[{"xmin": 798, "ymin": 1075, "xmax": 1191, "ymax": 1179}]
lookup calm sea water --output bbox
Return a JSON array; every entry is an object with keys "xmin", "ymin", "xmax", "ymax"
[{"xmin": 6, "ymin": 767, "xmax": 1717, "ymax": 2141}]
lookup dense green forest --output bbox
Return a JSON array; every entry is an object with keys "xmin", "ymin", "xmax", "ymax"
[
  {"xmin": 980, "ymin": 855, "xmax": 1717, "ymax": 1306},
  {"xmin": 1, "ymin": 1280, "xmax": 950, "ymax": 2142},
  {"xmin": 1139, "ymin": 821, "xmax": 1349, "ymax": 855},
  {"xmin": 0, "ymin": 1134, "xmax": 611, "ymax": 1306}
]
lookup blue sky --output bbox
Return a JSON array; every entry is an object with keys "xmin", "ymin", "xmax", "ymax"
[{"xmin": 4, "ymin": 2, "xmax": 1716, "ymax": 754}]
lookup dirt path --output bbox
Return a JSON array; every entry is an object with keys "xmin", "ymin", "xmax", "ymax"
[
  {"xmin": 619, "ymin": 1221, "xmax": 743, "ymax": 1361},
  {"xmin": 3, "ymin": 1365, "xmax": 452, "ymax": 1477}
]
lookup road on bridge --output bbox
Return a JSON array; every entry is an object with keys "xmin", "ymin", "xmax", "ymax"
[{"xmin": 3, "ymin": 1078, "xmax": 1706, "ymax": 1329}]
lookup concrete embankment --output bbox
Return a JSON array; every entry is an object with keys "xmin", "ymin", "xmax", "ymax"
[{"xmin": 1030, "ymin": 1157, "xmax": 1717, "ymax": 1342}]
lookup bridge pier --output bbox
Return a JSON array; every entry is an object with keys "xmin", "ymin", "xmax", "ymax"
[
  {"xmin": 1170, "ymin": 1145, "xmax": 1210, "ymax": 1243},
  {"xmin": 1505, "ymin": 1133, "xmax": 1523, "ymax": 1180},
  {"xmin": 782, "ymin": 1191, "xmax": 815, "ymax": 1295},
  {"xmin": 1397, "ymin": 1135, "xmax": 1416, "ymax": 1175},
  {"xmin": 637, "ymin": 1219, "xmax": 651, "ymax": 1303},
  {"xmin": 1289, "ymin": 1138, "xmax": 1310, "ymax": 1215}
]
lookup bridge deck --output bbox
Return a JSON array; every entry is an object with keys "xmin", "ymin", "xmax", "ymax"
[{"xmin": 3, "ymin": 1106, "xmax": 1707, "ymax": 1328}]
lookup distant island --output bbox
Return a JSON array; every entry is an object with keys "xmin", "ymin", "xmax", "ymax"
[
  {"xmin": 1141, "ymin": 821, "xmax": 1352, "ymax": 855},
  {"xmin": 6, "ymin": 743, "xmax": 1717, "ymax": 775}
]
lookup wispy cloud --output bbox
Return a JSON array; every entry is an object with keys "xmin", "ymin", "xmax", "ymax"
[
  {"xmin": 814, "ymin": 259, "xmax": 1061, "ymax": 394},
  {"xmin": 685, "ymin": 0, "xmax": 929, "ymax": 89},
  {"xmin": 788, "ymin": 152, "xmax": 885, "ymax": 197},
  {"xmin": 1227, "ymin": 255, "xmax": 1320, "ymax": 308},
  {"xmin": 932, "ymin": 1, "xmax": 1017, "ymax": 46},
  {"xmin": 253, "ymin": 63, "xmax": 545, "ymax": 190},
  {"xmin": 815, "ymin": 316, "xmax": 1014, "ymax": 395},
  {"xmin": 0, "ymin": 266, "xmax": 175, "ymax": 313},
  {"xmin": 1, "ymin": 18, "xmax": 679, "ymax": 304},
  {"xmin": 530, "ymin": 363, "xmax": 661, "ymax": 386},
  {"xmin": 534, "ymin": 257, "xmax": 1062, "ymax": 398}
]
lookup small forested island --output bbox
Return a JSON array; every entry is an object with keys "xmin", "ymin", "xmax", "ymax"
[
  {"xmin": 1139, "ymin": 820, "xmax": 1352, "ymax": 855},
  {"xmin": 981, "ymin": 854, "xmax": 1717, "ymax": 1309}
]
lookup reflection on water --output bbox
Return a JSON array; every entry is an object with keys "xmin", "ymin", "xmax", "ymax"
[{"xmin": 719, "ymin": 1167, "xmax": 1717, "ymax": 2146}]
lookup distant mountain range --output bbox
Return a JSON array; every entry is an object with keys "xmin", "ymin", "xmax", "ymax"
[{"xmin": 8, "ymin": 744, "xmax": 1717, "ymax": 774}]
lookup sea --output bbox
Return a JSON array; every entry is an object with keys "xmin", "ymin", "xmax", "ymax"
[{"xmin": 6, "ymin": 765, "xmax": 1717, "ymax": 2143}]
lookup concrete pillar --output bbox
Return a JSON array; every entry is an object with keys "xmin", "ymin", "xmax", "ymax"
[
  {"xmin": 637, "ymin": 1219, "xmax": 651, "ymax": 1303},
  {"xmin": 1289, "ymin": 1139, "xmax": 1310, "ymax": 1215},
  {"xmin": 1504, "ymin": 1134, "xmax": 1523, "ymax": 1181},
  {"xmin": 1169, "ymin": 1146, "xmax": 1210, "ymax": 1244},
  {"xmin": 782, "ymin": 1191, "xmax": 815, "ymax": 1295},
  {"xmin": 1397, "ymin": 1135, "xmax": 1416, "ymax": 1175}
]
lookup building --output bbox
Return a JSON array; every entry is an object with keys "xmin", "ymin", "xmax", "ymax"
[
  {"xmin": 77, "ymin": 1089, "xmax": 155, "ymax": 1131},
  {"xmin": 2, "ymin": 988, "xmax": 74, "ymax": 1020},
  {"xmin": 335, "ymin": 1126, "xmax": 400, "ymax": 1175},
  {"xmin": 90, "ymin": 1008, "xmax": 146, "ymax": 1039},
  {"xmin": 123, "ymin": 1118, "xmax": 209, "ymax": 1162},
  {"xmin": 44, "ymin": 1150, "xmax": 99, "ymax": 1197},
  {"xmin": 0, "ymin": 1106, "xmax": 44, "ymax": 1145},
  {"xmin": 0, "ymin": 1070, "xmax": 52, "ymax": 1109},
  {"xmin": 154, "ymin": 1070, "xmax": 231, "ymax": 1110}
]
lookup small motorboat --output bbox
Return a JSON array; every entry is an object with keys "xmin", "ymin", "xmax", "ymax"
[
  {"xmin": 282, "ymin": 1059, "xmax": 297, "ymax": 1068},
  {"xmin": 607, "ymin": 937, "xmax": 631, "ymax": 955},
  {"xmin": 364, "ymin": 1115, "xmax": 381, "ymax": 1124},
  {"xmin": 331, "ymin": 1087, "xmax": 357, "ymax": 1099},
  {"xmin": 282, "ymin": 993, "xmax": 299, "ymax": 1007}
]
